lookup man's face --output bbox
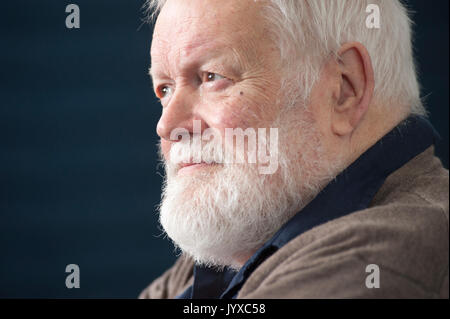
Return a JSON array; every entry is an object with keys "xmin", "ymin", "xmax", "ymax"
[
  {"xmin": 151, "ymin": 0, "xmax": 283, "ymax": 169},
  {"xmin": 150, "ymin": 0, "xmax": 336, "ymax": 268}
]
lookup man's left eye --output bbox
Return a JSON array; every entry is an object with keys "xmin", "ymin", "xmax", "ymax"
[{"xmin": 203, "ymin": 72, "xmax": 225, "ymax": 82}]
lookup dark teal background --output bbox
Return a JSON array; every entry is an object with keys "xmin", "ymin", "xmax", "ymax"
[{"xmin": 0, "ymin": 0, "xmax": 448, "ymax": 298}]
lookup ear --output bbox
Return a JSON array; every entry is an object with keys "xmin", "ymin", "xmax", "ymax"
[{"xmin": 331, "ymin": 42, "xmax": 375, "ymax": 136}]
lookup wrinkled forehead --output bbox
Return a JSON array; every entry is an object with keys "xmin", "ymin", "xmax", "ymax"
[{"xmin": 150, "ymin": 0, "xmax": 269, "ymax": 65}]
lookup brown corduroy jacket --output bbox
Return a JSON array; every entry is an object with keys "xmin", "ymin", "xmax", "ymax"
[{"xmin": 139, "ymin": 146, "xmax": 449, "ymax": 298}]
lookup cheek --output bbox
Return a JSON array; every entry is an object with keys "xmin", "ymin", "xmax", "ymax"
[{"xmin": 203, "ymin": 96, "xmax": 265, "ymax": 131}]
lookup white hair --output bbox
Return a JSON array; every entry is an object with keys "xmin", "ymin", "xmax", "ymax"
[{"xmin": 145, "ymin": 0, "xmax": 425, "ymax": 115}]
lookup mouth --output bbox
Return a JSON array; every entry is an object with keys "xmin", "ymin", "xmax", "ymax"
[{"xmin": 177, "ymin": 162, "xmax": 218, "ymax": 175}]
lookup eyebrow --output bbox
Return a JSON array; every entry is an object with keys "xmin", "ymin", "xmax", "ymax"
[
  {"xmin": 148, "ymin": 66, "xmax": 166, "ymax": 88},
  {"xmin": 148, "ymin": 66, "xmax": 156, "ymax": 81},
  {"xmin": 148, "ymin": 67, "xmax": 154, "ymax": 82},
  {"xmin": 148, "ymin": 64, "xmax": 173, "ymax": 83},
  {"xmin": 149, "ymin": 43, "xmax": 243, "ymax": 85}
]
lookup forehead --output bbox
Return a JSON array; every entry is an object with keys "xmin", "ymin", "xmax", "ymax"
[{"xmin": 150, "ymin": 0, "xmax": 268, "ymax": 75}]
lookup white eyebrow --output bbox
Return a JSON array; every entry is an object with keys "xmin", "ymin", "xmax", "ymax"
[
  {"xmin": 148, "ymin": 66, "xmax": 160, "ymax": 88},
  {"xmin": 148, "ymin": 66, "xmax": 154, "ymax": 80},
  {"xmin": 148, "ymin": 65, "xmax": 170, "ymax": 82}
]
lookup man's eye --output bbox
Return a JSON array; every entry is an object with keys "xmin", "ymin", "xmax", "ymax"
[
  {"xmin": 203, "ymin": 72, "xmax": 225, "ymax": 82},
  {"xmin": 157, "ymin": 86, "xmax": 171, "ymax": 98}
]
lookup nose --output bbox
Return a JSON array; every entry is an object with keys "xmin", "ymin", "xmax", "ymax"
[{"xmin": 156, "ymin": 86, "xmax": 209, "ymax": 141}]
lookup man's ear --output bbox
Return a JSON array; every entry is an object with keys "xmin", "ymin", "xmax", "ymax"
[{"xmin": 331, "ymin": 42, "xmax": 375, "ymax": 136}]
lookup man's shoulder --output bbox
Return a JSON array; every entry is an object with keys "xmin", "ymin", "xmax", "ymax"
[
  {"xmin": 371, "ymin": 146, "xmax": 449, "ymax": 217},
  {"xmin": 239, "ymin": 146, "xmax": 449, "ymax": 298},
  {"xmin": 239, "ymin": 197, "xmax": 448, "ymax": 298}
]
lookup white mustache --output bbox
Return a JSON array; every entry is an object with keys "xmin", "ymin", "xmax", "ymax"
[
  {"xmin": 167, "ymin": 124, "xmax": 280, "ymax": 175},
  {"xmin": 169, "ymin": 138, "xmax": 227, "ymax": 166}
]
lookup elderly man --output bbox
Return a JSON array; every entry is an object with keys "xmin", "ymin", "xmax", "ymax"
[{"xmin": 140, "ymin": 0, "xmax": 449, "ymax": 299}]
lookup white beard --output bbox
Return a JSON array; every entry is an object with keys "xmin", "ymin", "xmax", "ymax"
[{"xmin": 157, "ymin": 108, "xmax": 341, "ymax": 270}]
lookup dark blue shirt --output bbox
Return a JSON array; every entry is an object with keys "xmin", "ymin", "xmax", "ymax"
[{"xmin": 176, "ymin": 115, "xmax": 440, "ymax": 299}]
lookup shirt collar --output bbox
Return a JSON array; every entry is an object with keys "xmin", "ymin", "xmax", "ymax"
[{"xmin": 178, "ymin": 115, "xmax": 440, "ymax": 299}]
